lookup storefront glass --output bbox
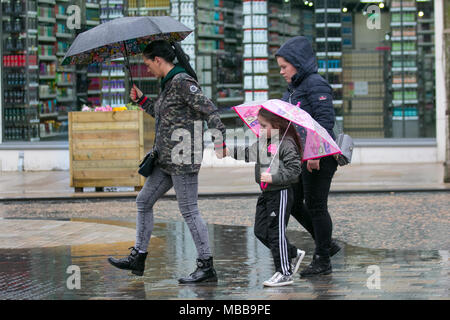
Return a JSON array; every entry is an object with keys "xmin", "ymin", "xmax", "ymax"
[{"xmin": 0, "ymin": 0, "xmax": 438, "ymax": 143}]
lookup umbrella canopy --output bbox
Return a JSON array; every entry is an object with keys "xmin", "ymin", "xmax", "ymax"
[
  {"xmin": 232, "ymin": 99, "xmax": 342, "ymax": 161},
  {"xmin": 61, "ymin": 16, "xmax": 192, "ymax": 66}
]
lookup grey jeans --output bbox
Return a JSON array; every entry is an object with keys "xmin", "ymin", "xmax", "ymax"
[{"xmin": 135, "ymin": 165, "xmax": 212, "ymax": 259}]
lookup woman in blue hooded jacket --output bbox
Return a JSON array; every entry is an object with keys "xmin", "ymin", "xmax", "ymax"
[{"xmin": 275, "ymin": 36, "xmax": 340, "ymax": 276}]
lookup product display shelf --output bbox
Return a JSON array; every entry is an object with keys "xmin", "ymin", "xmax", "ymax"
[
  {"xmin": 416, "ymin": 0, "xmax": 435, "ymax": 138},
  {"xmin": 128, "ymin": 0, "xmax": 170, "ymax": 16},
  {"xmin": 54, "ymin": 0, "xmax": 81, "ymax": 139},
  {"xmin": 197, "ymin": 0, "xmax": 226, "ymax": 104},
  {"xmin": 97, "ymin": 0, "xmax": 127, "ymax": 109},
  {"xmin": 267, "ymin": 1, "xmax": 306, "ymax": 100},
  {"xmin": 302, "ymin": 8, "xmax": 314, "ymax": 45},
  {"xmin": 1, "ymin": 0, "xmax": 40, "ymax": 141},
  {"xmin": 314, "ymin": 0, "xmax": 343, "ymax": 112},
  {"xmin": 75, "ymin": 0, "xmax": 101, "ymax": 108},
  {"xmin": 389, "ymin": 0, "xmax": 419, "ymax": 138},
  {"xmin": 171, "ymin": 0, "xmax": 243, "ymax": 113},
  {"xmin": 242, "ymin": 0, "xmax": 269, "ymax": 103},
  {"xmin": 342, "ymin": 51, "xmax": 386, "ymax": 138},
  {"xmin": 127, "ymin": 0, "xmax": 169, "ymax": 101},
  {"xmin": 36, "ymin": 0, "xmax": 61, "ymax": 139},
  {"xmin": 213, "ymin": 0, "xmax": 244, "ymax": 109},
  {"xmin": 85, "ymin": 0, "xmax": 101, "ymax": 27}
]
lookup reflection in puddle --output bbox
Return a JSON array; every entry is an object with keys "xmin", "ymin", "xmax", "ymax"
[{"xmin": 0, "ymin": 219, "xmax": 448, "ymax": 300}]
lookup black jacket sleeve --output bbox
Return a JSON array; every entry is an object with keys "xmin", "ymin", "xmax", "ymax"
[
  {"xmin": 305, "ymin": 80, "xmax": 335, "ymax": 138},
  {"xmin": 137, "ymin": 95, "xmax": 155, "ymax": 118}
]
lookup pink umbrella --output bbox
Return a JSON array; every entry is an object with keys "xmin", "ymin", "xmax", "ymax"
[{"xmin": 232, "ymin": 99, "xmax": 341, "ymax": 189}]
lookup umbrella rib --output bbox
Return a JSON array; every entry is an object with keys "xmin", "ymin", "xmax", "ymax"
[{"xmin": 266, "ymin": 121, "xmax": 291, "ymax": 170}]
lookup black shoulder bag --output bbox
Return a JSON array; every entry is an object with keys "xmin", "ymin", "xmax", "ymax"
[{"xmin": 138, "ymin": 99, "xmax": 160, "ymax": 177}]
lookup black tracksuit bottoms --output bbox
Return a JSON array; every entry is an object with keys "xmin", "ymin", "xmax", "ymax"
[{"xmin": 254, "ymin": 187, "xmax": 298, "ymax": 276}]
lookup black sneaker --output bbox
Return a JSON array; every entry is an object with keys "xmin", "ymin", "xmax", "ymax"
[
  {"xmin": 107, "ymin": 247, "xmax": 148, "ymax": 276},
  {"xmin": 300, "ymin": 254, "xmax": 332, "ymax": 277},
  {"xmin": 178, "ymin": 257, "xmax": 218, "ymax": 284}
]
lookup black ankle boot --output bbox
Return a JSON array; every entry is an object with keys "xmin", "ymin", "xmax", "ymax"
[
  {"xmin": 178, "ymin": 257, "xmax": 218, "ymax": 284},
  {"xmin": 330, "ymin": 239, "xmax": 342, "ymax": 257},
  {"xmin": 300, "ymin": 254, "xmax": 332, "ymax": 277},
  {"xmin": 107, "ymin": 247, "xmax": 148, "ymax": 276},
  {"xmin": 313, "ymin": 239, "xmax": 341, "ymax": 258}
]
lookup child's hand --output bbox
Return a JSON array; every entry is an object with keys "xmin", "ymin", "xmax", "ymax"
[{"xmin": 260, "ymin": 172, "xmax": 272, "ymax": 183}]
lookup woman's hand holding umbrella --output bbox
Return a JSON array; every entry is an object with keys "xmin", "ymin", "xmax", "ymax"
[{"xmin": 130, "ymin": 84, "xmax": 143, "ymax": 103}]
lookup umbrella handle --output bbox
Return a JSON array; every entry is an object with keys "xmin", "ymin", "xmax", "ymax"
[
  {"xmin": 123, "ymin": 41, "xmax": 134, "ymax": 87},
  {"xmin": 260, "ymin": 168, "xmax": 271, "ymax": 190}
]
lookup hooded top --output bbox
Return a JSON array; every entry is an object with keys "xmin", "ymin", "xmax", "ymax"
[{"xmin": 276, "ymin": 36, "xmax": 336, "ymax": 139}]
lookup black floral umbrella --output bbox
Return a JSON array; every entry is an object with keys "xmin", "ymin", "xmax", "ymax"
[{"xmin": 61, "ymin": 16, "xmax": 192, "ymax": 83}]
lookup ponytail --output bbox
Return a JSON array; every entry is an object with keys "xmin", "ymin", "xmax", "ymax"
[{"xmin": 171, "ymin": 41, "xmax": 198, "ymax": 81}]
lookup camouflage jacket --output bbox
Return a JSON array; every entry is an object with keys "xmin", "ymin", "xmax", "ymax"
[{"xmin": 137, "ymin": 72, "xmax": 226, "ymax": 175}]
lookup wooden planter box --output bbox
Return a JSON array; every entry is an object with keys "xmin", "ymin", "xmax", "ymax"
[{"xmin": 68, "ymin": 110, "xmax": 155, "ymax": 192}]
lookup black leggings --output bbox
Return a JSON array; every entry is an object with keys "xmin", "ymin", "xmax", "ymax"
[{"xmin": 291, "ymin": 156, "xmax": 337, "ymax": 257}]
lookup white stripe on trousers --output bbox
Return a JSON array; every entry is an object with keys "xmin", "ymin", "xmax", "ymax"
[{"xmin": 278, "ymin": 189, "xmax": 290, "ymax": 275}]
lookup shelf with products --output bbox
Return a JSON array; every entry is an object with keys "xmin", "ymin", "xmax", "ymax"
[
  {"xmin": 95, "ymin": 0, "xmax": 126, "ymax": 108},
  {"xmin": 314, "ymin": 0, "xmax": 343, "ymax": 92},
  {"xmin": 1, "ymin": 0, "xmax": 42, "ymax": 142},
  {"xmin": 415, "ymin": 0, "xmax": 435, "ymax": 137},
  {"xmin": 197, "ymin": 0, "xmax": 226, "ymax": 70},
  {"xmin": 85, "ymin": 0, "xmax": 101, "ymax": 26},
  {"xmin": 340, "ymin": 51, "xmax": 387, "ymax": 138},
  {"xmin": 128, "ymin": 0, "xmax": 170, "ymax": 16},
  {"xmin": 215, "ymin": 52, "xmax": 244, "ymax": 105},
  {"xmin": 388, "ymin": 1, "xmax": 422, "ymax": 138},
  {"xmin": 242, "ymin": 0, "xmax": 269, "ymax": 103},
  {"xmin": 99, "ymin": 0, "xmax": 123, "ymax": 20}
]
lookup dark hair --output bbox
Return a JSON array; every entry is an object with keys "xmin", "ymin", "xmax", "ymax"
[
  {"xmin": 143, "ymin": 40, "xmax": 197, "ymax": 81},
  {"xmin": 258, "ymin": 108, "xmax": 303, "ymax": 159}
]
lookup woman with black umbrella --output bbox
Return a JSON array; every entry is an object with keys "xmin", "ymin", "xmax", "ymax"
[{"xmin": 107, "ymin": 40, "xmax": 227, "ymax": 284}]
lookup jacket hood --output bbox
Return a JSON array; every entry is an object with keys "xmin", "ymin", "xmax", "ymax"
[{"xmin": 275, "ymin": 36, "xmax": 318, "ymax": 86}]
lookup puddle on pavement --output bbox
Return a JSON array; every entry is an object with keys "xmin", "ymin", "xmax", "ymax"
[{"xmin": 0, "ymin": 217, "xmax": 448, "ymax": 300}]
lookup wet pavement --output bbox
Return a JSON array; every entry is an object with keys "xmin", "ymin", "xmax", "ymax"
[
  {"xmin": 2, "ymin": 192, "xmax": 449, "ymax": 250},
  {"xmin": 0, "ymin": 219, "xmax": 448, "ymax": 300},
  {"xmin": 0, "ymin": 193, "xmax": 449, "ymax": 300}
]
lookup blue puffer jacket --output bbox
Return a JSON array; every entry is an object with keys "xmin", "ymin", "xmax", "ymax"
[{"xmin": 276, "ymin": 36, "xmax": 336, "ymax": 139}]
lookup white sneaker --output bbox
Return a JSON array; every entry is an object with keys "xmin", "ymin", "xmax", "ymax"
[
  {"xmin": 291, "ymin": 249, "xmax": 306, "ymax": 275},
  {"xmin": 263, "ymin": 272, "xmax": 293, "ymax": 287}
]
